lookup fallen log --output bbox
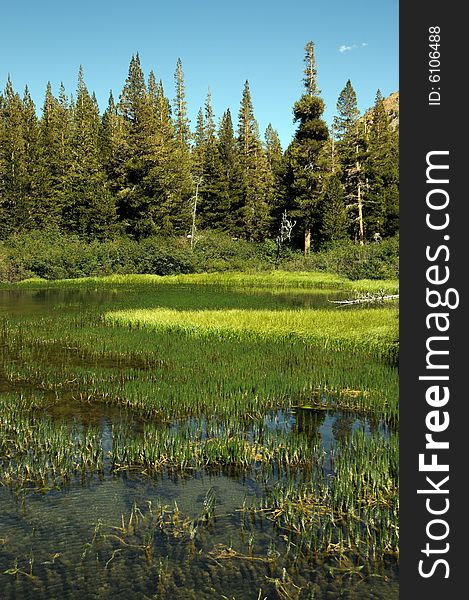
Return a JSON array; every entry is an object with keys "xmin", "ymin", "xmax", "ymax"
[{"xmin": 329, "ymin": 294, "xmax": 399, "ymax": 305}]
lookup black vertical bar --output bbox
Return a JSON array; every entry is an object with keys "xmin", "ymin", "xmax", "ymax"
[{"xmin": 400, "ymin": 2, "xmax": 466, "ymax": 597}]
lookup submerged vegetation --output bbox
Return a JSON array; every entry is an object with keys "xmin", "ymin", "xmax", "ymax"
[{"xmin": 0, "ymin": 273, "xmax": 398, "ymax": 598}]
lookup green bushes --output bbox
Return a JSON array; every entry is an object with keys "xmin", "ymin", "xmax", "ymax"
[
  {"xmin": 2, "ymin": 230, "xmax": 197, "ymax": 280},
  {"xmin": 123, "ymin": 237, "xmax": 197, "ymax": 275},
  {"xmin": 0, "ymin": 230, "xmax": 275, "ymax": 281},
  {"xmin": 0, "ymin": 229, "xmax": 399, "ymax": 282},
  {"xmin": 191, "ymin": 231, "xmax": 278, "ymax": 271},
  {"xmin": 0, "ymin": 241, "xmax": 29, "ymax": 282},
  {"xmin": 5, "ymin": 230, "xmax": 104, "ymax": 280},
  {"xmin": 285, "ymin": 237, "xmax": 399, "ymax": 280}
]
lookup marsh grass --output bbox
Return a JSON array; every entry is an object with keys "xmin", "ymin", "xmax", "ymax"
[
  {"xmin": 104, "ymin": 306, "xmax": 397, "ymax": 361},
  {"xmin": 2, "ymin": 325, "xmax": 398, "ymax": 422},
  {"xmin": 0, "ymin": 393, "xmax": 103, "ymax": 489},
  {"xmin": 0, "ymin": 274, "xmax": 399, "ymax": 596},
  {"xmin": 1, "ymin": 270, "xmax": 399, "ymax": 294},
  {"xmin": 1, "ymin": 279, "xmax": 398, "ymax": 422}
]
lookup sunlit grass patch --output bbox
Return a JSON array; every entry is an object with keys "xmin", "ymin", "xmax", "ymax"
[{"xmin": 104, "ymin": 306, "xmax": 397, "ymax": 358}]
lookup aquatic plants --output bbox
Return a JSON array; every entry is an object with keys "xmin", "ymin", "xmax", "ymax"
[
  {"xmin": 104, "ymin": 305, "xmax": 397, "ymax": 361},
  {"xmin": 0, "ymin": 275, "xmax": 399, "ymax": 598}
]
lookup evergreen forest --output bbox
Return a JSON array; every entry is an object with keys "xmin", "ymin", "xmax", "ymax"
[{"xmin": 0, "ymin": 42, "xmax": 399, "ymax": 279}]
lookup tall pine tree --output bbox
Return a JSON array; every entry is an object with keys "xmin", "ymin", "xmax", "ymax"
[
  {"xmin": 116, "ymin": 54, "xmax": 160, "ymax": 237},
  {"xmin": 333, "ymin": 80, "xmax": 360, "ymax": 141},
  {"xmin": 21, "ymin": 86, "xmax": 40, "ymax": 230},
  {"xmin": 0, "ymin": 78, "xmax": 31, "ymax": 235},
  {"xmin": 214, "ymin": 108, "xmax": 242, "ymax": 234},
  {"xmin": 334, "ymin": 80, "xmax": 366, "ymax": 243},
  {"xmin": 236, "ymin": 81, "xmax": 271, "ymax": 240},
  {"xmin": 62, "ymin": 67, "xmax": 116, "ymax": 239},
  {"xmin": 264, "ymin": 123, "xmax": 285, "ymax": 236},
  {"xmin": 365, "ymin": 90, "xmax": 399, "ymax": 238},
  {"xmin": 284, "ymin": 42, "xmax": 329, "ymax": 252},
  {"xmin": 194, "ymin": 89, "xmax": 230, "ymax": 229},
  {"xmin": 173, "ymin": 58, "xmax": 191, "ymax": 149},
  {"xmin": 36, "ymin": 82, "xmax": 67, "ymax": 228},
  {"xmin": 193, "ymin": 107, "xmax": 205, "ymax": 178},
  {"xmin": 147, "ymin": 73, "xmax": 192, "ymax": 235}
]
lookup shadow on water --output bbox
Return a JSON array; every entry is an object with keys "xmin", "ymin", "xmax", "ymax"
[{"xmin": 0, "ymin": 285, "xmax": 369, "ymax": 317}]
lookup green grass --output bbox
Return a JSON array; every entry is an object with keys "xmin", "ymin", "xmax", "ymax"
[
  {"xmin": 1, "ymin": 276, "xmax": 399, "ymax": 421},
  {"xmin": 104, "ymin": 306, "xmax": 397, "ymax": 357},
  {"xmin": 0, "ymin": 270, "xmax": 399, "ymax": 294}
]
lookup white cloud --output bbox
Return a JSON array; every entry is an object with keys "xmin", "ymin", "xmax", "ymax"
[{"xmin": 339, "ymin": 42, "xmax": 368, "ymax": 53}]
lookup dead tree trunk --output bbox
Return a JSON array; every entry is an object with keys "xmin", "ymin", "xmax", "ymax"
[{"xmin": 304, "ymin": 229, "xmax": 311, "ymax": 255}]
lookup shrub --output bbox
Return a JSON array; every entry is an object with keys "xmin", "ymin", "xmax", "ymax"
[
  {"xmin": 0, "ymin": 229, "xmax": 398, "ymax": 282},
  {"xmin": 284, "ymin": 237, "xmax": 399, "ymax": 280},
  {"xmin": 2, "ymin": 231, "xmax": 197, "ymax": 280},
  {"xmin": 0, "ymin": 242, "xmax": 31, "ymax": 282},
  {"xmin": 191, "ymin": 231, "xmax": 271, "ymax": 271},
  {"xmin": 134, "ymin": 237, "xmax": 197, "ymax": 275}
]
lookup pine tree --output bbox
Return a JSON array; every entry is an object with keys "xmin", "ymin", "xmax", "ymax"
[
  {"xmin": 195, "ymin": 89, "xmax": 229, "ymax": 230},
  {"xmin": 119, "ymin": 54, "xmax": 148, "ymax": 127},
  {"xmin": 148, "ymin": 75, "xmax": 175, "ymax": 153},
  {"xmin": 365, "ymin": 90, "xmax": 399, "ymax": 238},
  {"xmin": 145, "ymin": 68, "xmax": 192, "ymax": 235},
  {"xmin": 136, "ymin": 58, "xmax": 192, "ymax": 234},
  {"xmin": 56, "ymin": 83, "xmax": 73, "ymax": 208},
  {"xmin": 101, "ymin": 90, "xmax": 127, "ymax": 190},
  {"xmin": 264, "ymin": 124, "xmax": 283, "ymax": 172},
  {"xmin": 333, "ymin": 80, "xmax": 360, "ymax": 141},
  {"xmin": 155, "ymin": 79, "xmax": 173, "ymax": 140},
  {"xmin": 342, "ymin": 121, "xmax": 368, "ymax": 243},
  {"xmin": 319, "ymin": 175, "xmax": 348, "ymax": 244},
  {"xmin": 333, "ymin": 80, "xmax": 366, "ymax": 243},
  {"xmin": 116, "ymin": 54, "xmax": 160, "ymax": 237},
  {"xmin": 236, "ymin": 81, "xmax": 271, "ymax": 240},
  {"xmin": 303, "ymin": 41, "xmax": 320, "ymax": 96},
  {"xmin": 284, "ymin": 42, "xmax": 329, "ymax": 252},
  {"xmin": 0, "ymin": 77, "xmax": 30, "ymax": 235},
  {"xmin": 215, "ymin": 108, "xmax": 242, "ymax": 233},
  {"xmin": 21, "ymin": 86, "xmax": 41, "ymax": 229},
  {"xmin": 264, "ymin": 124, "xmax": 284, "ymax": 234},
  {"xmin": 204, "ymin": 88, "xmax": 216, "ymax": 146},
  {"xmin": 193, "ymin": 107, "xmax": 205, "ymax": 178},
  {"xmin": 62, "ymin": 67, "xmax": 117, "ymax": 238},
  {"xmin": 173, "ymin": 58, "xmax": 191, "ymax": 148},
  {"xmin": 36, "ymin": 82, "xmax": 62, "ymax": 227}
]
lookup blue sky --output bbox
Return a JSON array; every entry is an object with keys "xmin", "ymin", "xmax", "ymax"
[{"xmin": 1, "ymin": 0, "xmax": 398, "ymax": 149}]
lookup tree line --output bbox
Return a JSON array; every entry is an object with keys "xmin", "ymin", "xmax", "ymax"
[{"xmin": 0, "ymin": 42, "xmax": 398, "ymax": 252}]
